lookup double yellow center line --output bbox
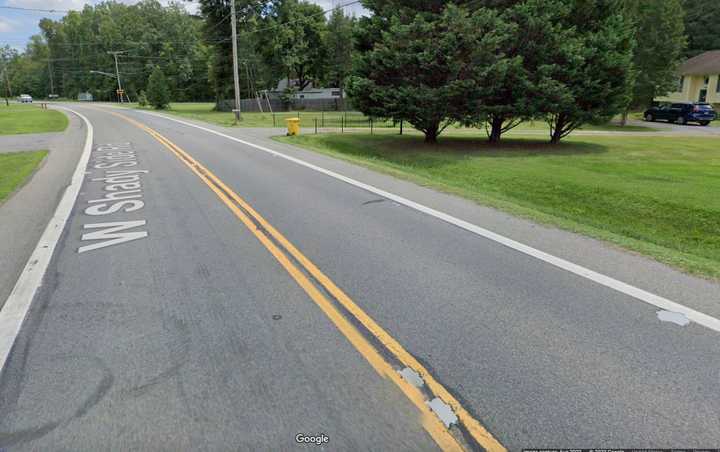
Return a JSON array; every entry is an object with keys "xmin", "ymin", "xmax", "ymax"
[{"xmin": 107, "ymin": 109, "xmax": 506, "ymax": 452}]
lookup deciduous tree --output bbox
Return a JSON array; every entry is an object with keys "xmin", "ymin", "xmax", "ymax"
[
  {"xmin": 622, "ymin": 0, "xmax": 685, "ymax": 119},
  {"xmin": 323, "ymin": 8, "xmax": 355, "ymax": 94},
  {"xmin": 262, "ymin": 0, "xmax": 328, "ymax": 91},
  {"xmin": 681, "ymin": 0, "xmax": 720, "ymax": 58}
]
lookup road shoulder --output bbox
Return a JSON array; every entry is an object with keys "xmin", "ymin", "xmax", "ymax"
[
  {"xmin": 0, "ymin": 111, "xmax": 86, "ymax": 307},
  {"xmin": 131, "ymin": 111, "xmax": 720, "ymax": 318}
]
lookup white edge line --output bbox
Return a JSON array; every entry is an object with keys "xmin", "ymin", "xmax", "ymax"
[
  {"xmin": 134, "ymin": 109, "xmax": 720, "ymax": 333},
  {"xmin": 0, "ymin": 106, "xmax": 93, "ymax": 373}
]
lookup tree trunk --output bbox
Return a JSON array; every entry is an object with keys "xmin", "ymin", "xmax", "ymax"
[
  {"xmin": 424, "ymin": 122, "xmax": 440, "ymax": 144},
  {"xmin": 550, "ymin": 114, "xmax": 566, "ymax": 144},
  {"xmin": 620, "ymin": 108, "xmax": 629, "ymax": 127},
  {"xmin": 488, "ymin": 116, "xmax": 504, "ymax": 143}
]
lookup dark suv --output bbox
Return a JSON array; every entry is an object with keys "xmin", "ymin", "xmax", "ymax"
[{"xmin": 644, "ymin": 102, "xmax": 716, "ymax": 126}]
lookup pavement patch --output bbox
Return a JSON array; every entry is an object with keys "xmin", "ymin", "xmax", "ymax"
[
  {"xmin": 427, "ymin": 398, "xmax": 458, "ymax": 428},
  {"xmin": 399, "ymin": 367, "xmax": 424, "ymax": 388},
  {"xmin": 657, "ymin": 310, "xmax": 691, "ymax": 326}
]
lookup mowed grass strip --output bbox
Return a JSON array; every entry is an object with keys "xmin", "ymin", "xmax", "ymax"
[
  {"xmin": 0, "ymin": 104, "xmax": 68, "ymax": 135},
  {"xmin": 132, "ymin": 102, "xmax": 657, "ymax": 132},
  {"xmin": 131, "ymin": 102, "xmax": 391, "ymax": 128},
  {"xmin": 276, "ymin": 133, "xmax": 720, "ymax": 278},
  {"xmin": 0, "ymin": 151, "xmax": 47, "ymax": 202}
]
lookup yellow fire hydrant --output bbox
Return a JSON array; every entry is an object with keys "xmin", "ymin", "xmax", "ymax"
[{"xmin": 286, "ymin": 117, "xmax": 300, "ymax": 136}]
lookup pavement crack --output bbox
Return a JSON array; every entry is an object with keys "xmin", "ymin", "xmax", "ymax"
[{"xmin": 362, "ymin": 198, "xmax": 386, "ymax": 206}]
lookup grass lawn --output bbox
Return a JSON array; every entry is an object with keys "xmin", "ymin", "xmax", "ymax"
[
  {"xmin": 0, "ymin": 151, "xmax": 47, "ymax": 202},
  {"xmin": 0, "ymin": 104, "xmax": 68, "ymax": 135},
  {"xmin": 276, "ymin": 133, "xmax": 720, "ymax": 279},
  {"xmin": 130, "ymin": 102, "xmax": 389, "ymax": 128},
  {"xmin": 131, "ymin": 102, "xmax": 658, "ymax": 133}
]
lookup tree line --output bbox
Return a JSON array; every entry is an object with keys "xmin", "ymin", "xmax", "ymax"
[
  {"xmin": 1, "ymin": 0, "xmax": 715, "ymax": 143},
  {"xmin": 348, "ymin": 0, "xmax": 690, "ymax": 143},
  {"xmin": 2, "ymin": 1, "xmax": 213, "ymax": 102},
  {"xmin": 0, "ymin": 0, "xmax": 356, "ymax": 106}
]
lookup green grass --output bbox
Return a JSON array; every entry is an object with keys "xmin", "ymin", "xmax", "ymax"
[
  {"xmin": 0, "ymin": 151, "xmax": 47, "ymax": 202},
  {"xmin": 130, "ymin": 102, "xmax": 658, "ymax": 132},
  {"xmin": 129, "ymin": 102, "xmax": 392, "ymax": 128},
  {"xmin": 0, "ymin": 104, "xmax": 68, "ymax": 135},
  {"xmin": 276, "ymin": 133, "xmax": 720, "ymax": 279}
]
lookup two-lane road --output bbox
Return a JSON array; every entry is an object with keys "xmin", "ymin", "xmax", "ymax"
[{"xmin": 1, "ymin": 105, "xmax": 718, "ymax": 451}]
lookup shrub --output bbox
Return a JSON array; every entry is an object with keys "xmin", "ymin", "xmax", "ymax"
[{"xmin": 146, "ymin": 67, "xmax": 170, "ymax": 110}]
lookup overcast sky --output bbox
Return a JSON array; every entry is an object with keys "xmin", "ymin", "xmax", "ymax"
[{"xmin": 0, "ymin": 0, "xmax": 366, "ymax": 51}]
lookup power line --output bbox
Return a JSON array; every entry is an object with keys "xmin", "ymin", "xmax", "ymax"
[
  {"xmin": 204, "ymin": 11, "xmax": 233, "ymax": 35},
  {"xmin": 0, "ymin": 5, "xmax": 70, "ymax": 13},
  {"xmin": 40, "ymin": 37, "xmax": 230, "ymax": 48}
]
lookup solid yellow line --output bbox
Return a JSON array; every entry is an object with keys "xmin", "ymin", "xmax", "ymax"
[
  {"xmin": 107, "ymin": 111, "xmax": 465, "ymax": 452},
  {"xmin": 152, "ymin": 130, "xmax": 507, "ymax": 452},
  {"xmin": 210, "ymin": 183, "xmax": 506, "ymax": 451}
]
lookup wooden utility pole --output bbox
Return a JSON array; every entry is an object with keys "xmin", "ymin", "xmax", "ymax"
[
  {"xmin": 107, "ymin": 51, "xmax": 126, "ymax": 103},
  {"xmin": 47, "ymin": 59, "xmax": 55, "ymax": 96},
  {"xmin": 230, "ymin": 0, "xmax": 242, "ymax": 121}
]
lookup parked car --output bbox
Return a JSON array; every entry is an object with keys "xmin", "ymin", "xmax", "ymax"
[
  {"xmin": 644, "ymin": 102, "xmax": 716, "ymax": 126},
  {"xmin": 18, "ymin": 94, "xmax": 33, "ymax": 103}
]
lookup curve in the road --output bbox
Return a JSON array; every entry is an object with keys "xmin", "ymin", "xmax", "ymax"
[
  {"xmin": 103, "ymin": 108, "xmax": 505, "ymax": 452},
  {"xmin": 136, "ymin": 109, "xmax": 720, "ymax": 335}
]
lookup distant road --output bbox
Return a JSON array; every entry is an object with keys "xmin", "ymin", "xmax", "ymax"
[{"xmin": 1, "ymin": 104, "xmax": 718, "ymax": 451}]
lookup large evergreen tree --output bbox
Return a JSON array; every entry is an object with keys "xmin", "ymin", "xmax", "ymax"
[
  {"xmin": 348, "ymin": 3, "xmax": 511, "ymax": 143},
  {"xmin": 465, "ymin": 0, "xmax": 579, "ymax": 142},
  {"xmin": 542, "ymin": 0, "xmax": 635, "ymax": 143}
]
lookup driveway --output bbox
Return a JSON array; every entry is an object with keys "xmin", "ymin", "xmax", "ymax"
[{"xmin": 625, "ymin": 118, "xmax": 720, "ymax": 135}]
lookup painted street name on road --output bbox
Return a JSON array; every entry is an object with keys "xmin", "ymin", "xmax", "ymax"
[{"xmin": 78, "ymin": 142, "xmax": 149, "ymax": 253}]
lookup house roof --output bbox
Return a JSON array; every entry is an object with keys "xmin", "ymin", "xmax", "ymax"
[{"xmin": 680, "ymin": 50, "xmax": 720, "ymax": 75}]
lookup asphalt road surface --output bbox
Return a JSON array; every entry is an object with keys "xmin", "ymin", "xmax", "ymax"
[
  {"xmin": 1, "ymin": 105, "xmax": 718, "ymax": 451},
  {"xmin": 0, "ymin": 115, "xmax": 86, "ymax": 306}
]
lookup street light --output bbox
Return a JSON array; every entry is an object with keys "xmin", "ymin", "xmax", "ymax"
[
  {"xmin": 89, "ymin": 69, "xmax": 129, "ymax": 102},
  {"xmin": 107, "ymin": 51, "xmax": 126, "ymax": 103},
  {"xmin": 89, "ymin": 70, "xmax": 116, "ymax": 78}
]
